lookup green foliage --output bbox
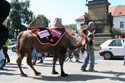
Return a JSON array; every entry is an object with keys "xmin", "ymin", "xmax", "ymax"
[
  {"xmin": 37, "ymin": 14, "xmax": 50, "ymax": 27},
  {"xmin": 112, "ymin": 27, "xmax": 121, "ymax": 36},
  {"xmin": 7, "ymin": 0, "xmax": 34, "ymax": 38},
  {"xmin": 63, "ymin": 24, "xmax": 77, "ymax": 30}
]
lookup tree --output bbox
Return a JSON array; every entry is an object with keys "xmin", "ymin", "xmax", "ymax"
[
  {"xmin": 113, "ymin": 27, "xmax": 121, "ymax": 36},
  {"xmin": 7, "ymin": 0, "xmax": 34, "ymax": 38},
  {"xmin": 37, "ymin": 14, "xmax": 50, "ymax": 27},
  {"xmin": 63, "ymin": 24, "xmax": 77, "ymax": 30}
]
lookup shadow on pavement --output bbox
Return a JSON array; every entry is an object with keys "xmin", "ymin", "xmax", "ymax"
[
  {"xmin": 0, "ymin": 72, "xmax": 20, "ymax": 76},
  {"xmin": 28, "ymin": 73, "xmax": 125, "ymax": 82},
  {"xmin": 98, "ymin": 71, "xmax": 125, "ymax": 77}
]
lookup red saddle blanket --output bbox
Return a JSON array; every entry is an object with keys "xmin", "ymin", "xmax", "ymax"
[{"xmin": 28, "ymin": 27, "xmax": 66, "ymax": 46}]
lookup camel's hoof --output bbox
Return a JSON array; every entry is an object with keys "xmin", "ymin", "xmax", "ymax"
[
  {"xmin": 52, "ymin": 71, "xmax": 59, "ymax": 74},
  {"xmin": 35, "ymin": 72, "xmax": 41, "ymax": 75},
  {"xmin": 21, "ymin": 73, "xmax": 28, "ymax": 77},
  {"xmin": 61, "ymin": 73, "xmax": 68, "ymax": 77}
]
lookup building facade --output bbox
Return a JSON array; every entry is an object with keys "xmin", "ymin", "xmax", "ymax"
[{"xmin": 110, "ymin": 5, "xmax": 125, "ymax": 37}]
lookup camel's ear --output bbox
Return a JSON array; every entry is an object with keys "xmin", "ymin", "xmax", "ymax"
[
  {"xmin": 50, "ymin": 18, "xmax": 64, "ymax": 28},
  {"xmin": 28, "ymin": 17, "xmax": 45, "ymax": 28}
]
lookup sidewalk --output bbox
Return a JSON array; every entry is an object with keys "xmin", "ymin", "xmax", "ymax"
[{"xmin": 0, "ymin": 55, "xmax": 125, "ymax": 83}]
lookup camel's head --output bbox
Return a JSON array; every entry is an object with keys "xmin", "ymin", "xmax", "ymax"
[
  {"xmin": 80, "ymin": 25, "xmax": 94, "ymax": 53},
  {"xmin": 82, "ymin": 28, "xmax": 94, "ymax": 42},
  {"xmin": 80, "ymin": 25, "xmax": 94, "ymax": 45}
]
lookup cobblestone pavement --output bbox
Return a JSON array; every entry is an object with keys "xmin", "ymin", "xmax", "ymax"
[{"xmin": 0, "ymin": 55, "xmax": 125, "ymax": 83}]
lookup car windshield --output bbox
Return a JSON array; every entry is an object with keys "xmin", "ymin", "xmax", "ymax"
[{"xmin": 109, "ymin": 40, "xmax": 122, "ymax": 46}]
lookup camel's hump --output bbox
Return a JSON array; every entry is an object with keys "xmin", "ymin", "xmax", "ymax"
[
  {"xmin": 50, "ymin": 18, "xmax": 64, "ymax": 28},
  {"xmin": 28, "ymin": 17, "xmax": 45, "ymax": 28}
]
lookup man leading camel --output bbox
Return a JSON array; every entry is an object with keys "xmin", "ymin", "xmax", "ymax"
[{"xmin": 80, "ymin": 21, "xmax": 97, "ymax": 72}]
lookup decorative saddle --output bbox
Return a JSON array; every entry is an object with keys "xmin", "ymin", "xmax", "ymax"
[{"xmin": 28, "ymin": 27, "xmax": 66, "ymax": 46}]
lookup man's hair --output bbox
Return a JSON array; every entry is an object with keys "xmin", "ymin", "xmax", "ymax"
[{"xmin": 88, "ymin": 21, "xmax": 94, "ymax": 27}]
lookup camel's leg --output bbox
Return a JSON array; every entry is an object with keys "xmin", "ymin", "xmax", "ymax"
[
  {"xmin": 16, "ymin": 54, "xmax": 27, "ymax": 76},
  {"xmin": 59, "ymin": 55, "xmax": 68, "ymax": 77},
  {"xmin": 52, "ymin": 53, "xmax": 59, "ymax": 74},
  {"xmin": 26, "ymin": 52, "xmax": 41, "ymax": 75}
]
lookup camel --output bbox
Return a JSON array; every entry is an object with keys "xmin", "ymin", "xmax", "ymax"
[{"xmin": 16, "ymin": 17, "xmax": 94, "ymax": 77}]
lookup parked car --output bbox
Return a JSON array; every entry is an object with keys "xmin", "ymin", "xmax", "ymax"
[
  {"xmin": 99, "ymin": 38, "xmax": 125, "ymax": 60},
  {"xmin": 11, "ymin": 44, "xmax": 17, "ymax": 52},
  {"xmin": 9, "ymin": 39, "xmax": 17, "ymax": 45}
]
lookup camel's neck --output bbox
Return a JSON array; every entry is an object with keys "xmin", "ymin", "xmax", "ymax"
[{"xmin": 67, "ymin": 34, "xmax": 82, "ymax": 50}]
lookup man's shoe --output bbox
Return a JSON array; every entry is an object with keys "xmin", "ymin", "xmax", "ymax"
[
  {"xmin": 81, "ymin": 69, "xmax": 88, "ymax": 72},
  {"xmin": 6, "ymin": 61, "xmax": 10, "ymax": 64},
  {"xmin": 76, "ymin": 60, "xmax": 81, "ymax": 63},
  {"xmin": 32, "ymin": 62, "xmax": 35, "ymax": 65},
  {"xmin": 38, "ymin": 61, "xmax": 43, "ymax": 63},
  {"xmin": 0, "ymin": 67, "xmax": 4, "ymax": 70},
  {"xmin": 89, "ymin": 69, "xmax": 97, "ymax": 72}
]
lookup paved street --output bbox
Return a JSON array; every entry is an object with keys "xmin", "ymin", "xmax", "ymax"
[{"xmin": 0, "ymin": 50, "xmax": 125, "ymax": 83}]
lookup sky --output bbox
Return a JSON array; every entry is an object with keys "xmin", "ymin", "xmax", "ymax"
[{"xmin": 7, "ymin": 0, "xmax": 125, "ymax": 26}]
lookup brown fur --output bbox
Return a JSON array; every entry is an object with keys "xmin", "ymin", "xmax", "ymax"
[{"xmin": 16, "ymin": 28, "xmax": 93, "ymax": 77}]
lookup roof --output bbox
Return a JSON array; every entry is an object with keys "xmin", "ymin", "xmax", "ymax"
[
  {"xmin": 75, "ymin": 16, "xmax": 84, "ymax": 22},
  {"xmin": 65, "ymin": 28, "xmax": 75, "ymax": 35},
  {"xmin": 109, "ymin": 5, "xmax": 125, "ymax": 16}
]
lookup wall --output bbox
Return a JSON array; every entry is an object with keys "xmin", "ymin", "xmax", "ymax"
[
  {"xmin": 76, "ymin": 22, "xmax": 84, "ymax": 30},
  {"xmin": 113, "ymin": 16, "xmax": 125, "ymax": 31}
]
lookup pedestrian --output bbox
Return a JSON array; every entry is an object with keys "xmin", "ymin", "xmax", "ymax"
[
  {"xmin": 32, "ymin": 48, "xmax": 36, "ymax": 65},
  {"xmin": 0, "ymin": 0, "xmax": 11, "ymax": 50},
  {"xmin": 123, "ymin": 39, "xmax": 125, "ymax": 66},
  {"xmin": 3, "ymin": 38, "xmax": 10, "ymax": 65},
  {"xmin": 32, "ymin": 48, "xmax": 44, "ymax": 65},
  {"xmin": 80, "ymin": 21, "xmax": 97, "ymax": 72},
  {"xmin": 0, "ymin": 49, "xmax": 5, "ymax": 70},
  {"xmin": 36, "ymin": 53, "xmax": 45, "ymax": 63},
  {"xmin": 66, "ymin": 49, "xmax": 80, "ymax": 62}
]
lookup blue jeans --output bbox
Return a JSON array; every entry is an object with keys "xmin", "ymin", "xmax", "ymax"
[
  {"xmin": 32, "ymin": 48, "xmax": 36, "ymax": 60},
  {"xmin": 81, "ymin": 50, "xmax": 95, "ymax": 71}
]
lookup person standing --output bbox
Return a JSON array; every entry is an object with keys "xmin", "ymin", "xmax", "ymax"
[
  {"xmin": 0, "ymin": 0, "xmax": 11, "ymax": 50},
  {"xmin": 3, "ymin": 38, "xmax": 10, "ymax": 66},
  {"xmin": 80, "ymin": 21, "xmax": 97, "ymax": 72},
  {"xmin": 123, "ymin": 39, "xmax": 125, "ymax": 66},
  {"xmin": 32, "ymin": 48, "xmax": 36, "ymax": 65},
  {"xmin": 0, "ymin": 49, "xmax": 5, "ymax": 69}
]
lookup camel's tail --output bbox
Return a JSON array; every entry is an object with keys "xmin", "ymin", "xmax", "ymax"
[{"xmin": 16, "ymin": 32, "xmax": 23, "ymax": 53}]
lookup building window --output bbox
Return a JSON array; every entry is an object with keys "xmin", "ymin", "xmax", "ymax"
[{"xmin": 120, "ymin": 22, "xmax": 124, "ymax": 28}]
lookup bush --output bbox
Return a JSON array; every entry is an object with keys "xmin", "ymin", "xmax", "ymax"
[{"xmin": 113, "ymin": 27, "xmax": 121, "ymax": 36}]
